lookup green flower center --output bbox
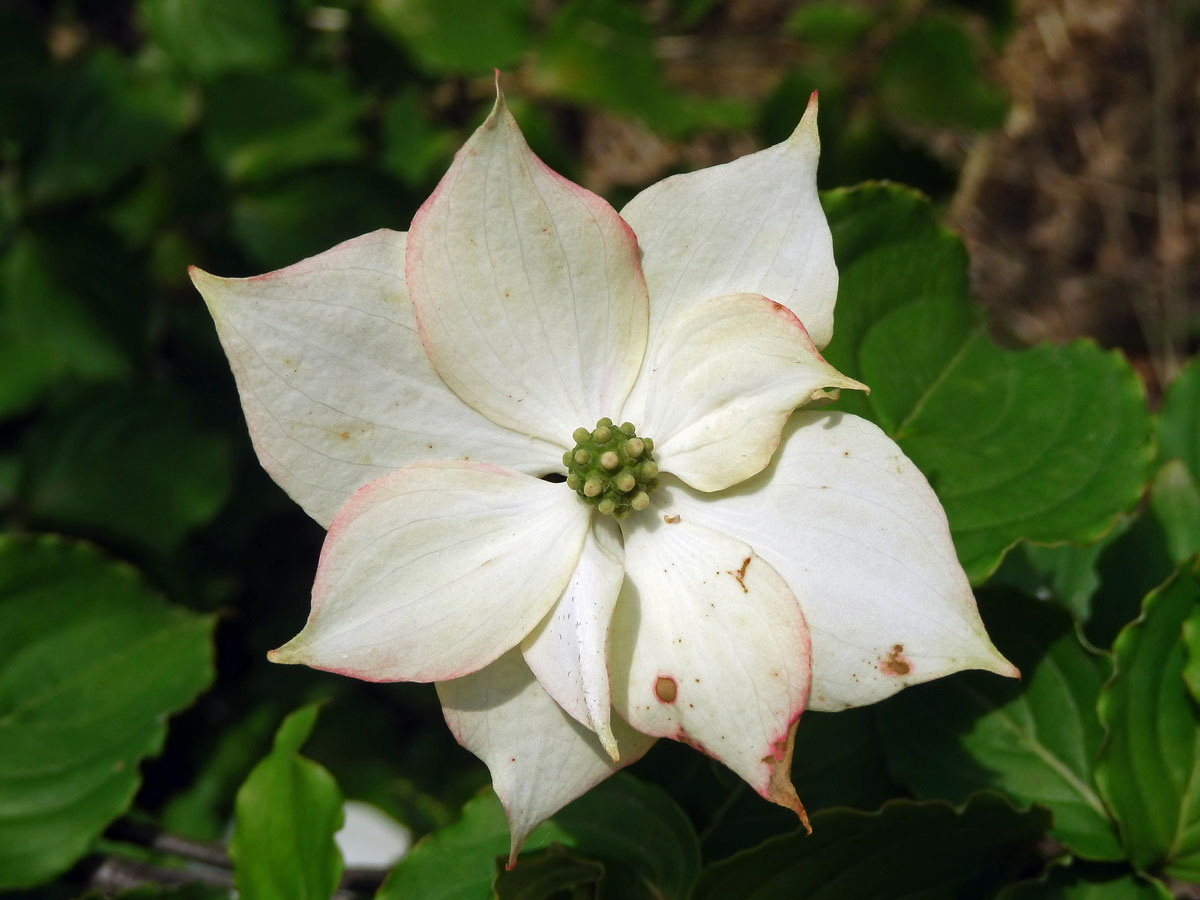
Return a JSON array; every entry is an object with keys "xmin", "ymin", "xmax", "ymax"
[{"xmin": 562, "ymin": 418, "xmax": 658, "ymax": 518}]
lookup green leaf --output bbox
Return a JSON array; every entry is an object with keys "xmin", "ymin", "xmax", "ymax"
[
  {"xmin": 699, "ymin": 706, "xmax": 895, "ymax": 860},
  {"xmin": 21, "ymin": 387, "xmax": 233, "ymax": 554},
  {"xmin": 1095, "ymin": 560, "xmax": 1200, "ymax": 879},
  {"xmin": 160, "ymin": 706, "xmax": 278, "ymax": 840},
  {"xmin": 1150, "ymin": 459, "xmax": 1200, "ymax": 563},
  {"xmin": 230, "ymin": 705, "xmax": 345, "ymax": 900},
  {"xmin": 25, "ymin": 51, "xmax": 188, "ymax": 206},
  {"xmin": 203, "ymin": 70, "xmax": 366, "ymax": 183},
  {"xmin": 78, "ymin": 884, "xmax": 235, "ymax": 900},
  {"xmin": 998, "ymin": 864, "xmax": 1173, "ymax": 899},
  {"xmin": 139, "ymin": 0, "xmax": 288, "ymax": 78},
  {"xmin": 878, "ymin": 594, "xmax": 1121, "ymax": 859},
  {"xmin": 901, "ymin": 337, "xmax": 1152, "ymax": 581},
  {"xmin": 1154, "ymin": 357, "xmax": 1200, "ymax": 561},
  {"xmin": 786, "ymin": 1, "xmax": 877, "ymax": 49},
  {"xmin": 876, "ymin": 15, "xmax": 1008, "ymax": 131},
  {"xmin": 0, "ymin": 536, "xmax": 215, "ymax": 889},
  {"xmin": 990, "ymin": 527, "xmax": 1126, "ymax": 624},
  {"xmin": 823, "ymin": 184, "xmax": 1154, "ymax": 581},
  {"xmin": 369, "ymin": 0, "xmax": 528, "ymax": 74},
  {"xmin": 551, "ymin": 773, "xmax": 700, "ymax": 900},
  {"xmin": 530, "ymin": 0, "xmax": 748, "ymax": 136},
  {"xmin": 1158, "ymin": 355, "xmax": 1200, "ymax": 481},
  {"xmin": 231, "ymin": 168, "xmax": 409, "ymax": 270},
  {"xmin": 382, "ymin": 775, "xmax": 698, "ymax": 900},
  {"xmin": 380, "ymin": 87, "xmax": 458, "ymax": 188},
  {"xmin": 493, "ymin": 844, "xmax": 604, "ymax": 899},
  {"xmin": 379, "ymin": 789, "xmax": 570, "ymax": 900},
  {"xmin": 1185, "ymin": 606, "xmax": 1200, "ymax": 707},
  {"xmin": 0, "ymin": 234, "xmax": 131, "ymax": 419},
  {"xmin": 693, "ymin": 794, "xmax": 1048, "ymax": 899}
]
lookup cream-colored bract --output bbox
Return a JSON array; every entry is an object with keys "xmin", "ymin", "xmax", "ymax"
[{"xmin": 192, "ymin": 78, "xmax": 1016, "ymax": 862}]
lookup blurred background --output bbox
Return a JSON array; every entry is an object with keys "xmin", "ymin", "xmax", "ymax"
[{"xmin": 0, "ymin": 0, "xmax": 1196, "ymax": 885}]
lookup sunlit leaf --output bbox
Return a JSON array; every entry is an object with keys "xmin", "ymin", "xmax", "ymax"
[
  {"xmin": 230, "ymin": 705, "xmax": 345, "ymax": 900},
  {"xmin": 823, "ymin": 184, "xmax": 1153, "ymax": 581},
  {"xmin": 0, "ymin": 536, "xmax": 214, "ymax": 889}
]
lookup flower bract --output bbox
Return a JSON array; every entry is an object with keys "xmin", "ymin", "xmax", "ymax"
[{"xmin": 191, "ymin": 78, "xmax": 1017, "ymax": 862}]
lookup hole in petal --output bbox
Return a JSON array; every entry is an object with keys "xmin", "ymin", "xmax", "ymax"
[{"xmin": 654, "ymin": 676, "xmax": 677, "ymax": 703}]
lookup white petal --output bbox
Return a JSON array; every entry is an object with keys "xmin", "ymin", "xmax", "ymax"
[
  {"xmin": 521, "ymin": 517, "xmax": 625, "ymax": 760},
  {"xmin": 269, "ymin": 461, "xmax": 591, "ymax": 682},
  {"xmin": 621, "ymin": 93, "xmax": 835, "ymax": 353},
  {"xmin": 609, "ymin": 516, "xmax": 811, "ymax": 820},
  {"xmin": 641, "ymin": 292, "xmax": 865, "ymax": 492},
  {"xmin": 437, "ymin": 649, "xmax": 655, "ymax": 864},
  {"xmin": 408, "ymin": 84, "xmax": 648, "ymax": 444},
  {"xmin": 657, "ymin": 411, "xmax": 1019, "ymax": 710},
  {"xmin": 191, "ymin": 230, "xmax": 561, "ymax": 528}
]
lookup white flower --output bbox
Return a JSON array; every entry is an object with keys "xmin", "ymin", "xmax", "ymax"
[{"xmin": 191, "ymin": 82, "xmax": 1016, "ymax": 861}]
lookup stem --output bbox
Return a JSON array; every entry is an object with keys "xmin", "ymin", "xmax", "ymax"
[{"xmin": 98, "ymin": 817, "xmax": 391, "ymax": 897}]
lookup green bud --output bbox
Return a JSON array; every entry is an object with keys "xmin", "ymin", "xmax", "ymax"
[{"xmin": 564, "ymin": 418, "xmax": 658, "ymax": 517}]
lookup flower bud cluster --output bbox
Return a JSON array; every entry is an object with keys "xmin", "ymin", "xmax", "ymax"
[{"xmin": 563, "ymin": 418, "xmax": 658, "ymax": 518}]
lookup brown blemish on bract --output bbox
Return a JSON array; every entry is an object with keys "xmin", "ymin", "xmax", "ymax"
[
  {"xmin": 654, "ymin": 676, "xmax": 677, "ymax": 703},
  {"xmin": 338, "ymin": 431, "xmax": 350, "ymax": 440},
  {"xmin": 727, "ymin": 556, "xmax": 751, "ymax": 593},
  {"xmin": 664, "ymin": 514, "xmax": 681, "ymax": 524},
  {"xmin": 763, "ymin": 720, "xmax": 810, "ymax": 833},
  {"xmin": 880, "ymin": 644, "xmax": 911, "ymax": 676}
]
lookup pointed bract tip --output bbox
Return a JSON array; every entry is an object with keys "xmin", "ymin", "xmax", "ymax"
[
  {"xmin": 486, "ymin": 69, "xmax": 507, "ymax": 126},
  {"xmin": 266, "ymin": 638, "xmax": 307, "ymax": 666},
  {"xmin": 790, "ymin": 90, "xmax": 821, "ymax": 146},
  {"xmin": 599, "ymin": 730, "xmax": 621, "ymax": 764},
  {"xmin": 763, "ymin": 719, "xmax": 811, "ymax": 831}
]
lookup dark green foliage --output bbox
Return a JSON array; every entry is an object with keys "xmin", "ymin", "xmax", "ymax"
[{"xmin": 0, "ymin": 2, "xmax": 1190, "ymax": 898}]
